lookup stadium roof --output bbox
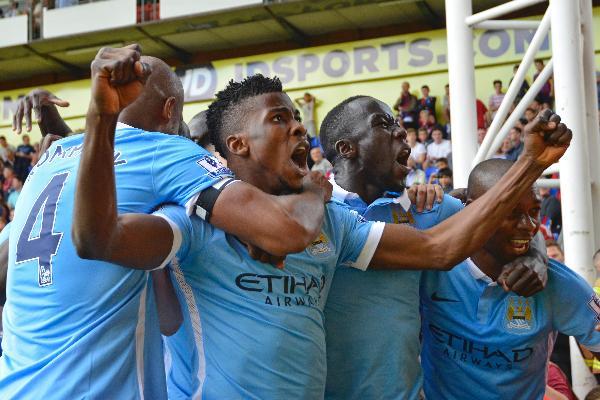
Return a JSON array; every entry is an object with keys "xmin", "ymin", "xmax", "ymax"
[{"xmin": 0, "ymin": 0, "xmax": 559, "ymax": 89}]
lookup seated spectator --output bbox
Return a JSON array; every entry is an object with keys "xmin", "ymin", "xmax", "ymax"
[
  {"xmin": 7, "ymin": 176, "xmax": 22, "ymax": 210},
  {"xmin": 476, "ymin": 98, "xmax": 488, "ymax": 129},
  {"xmin": 406, "ymin": 128, "xmax": 426, "ymax": 166},
  {"xmin": 546, "ymin": 240, "xmax": 565, "ymax": 263},
  {"xmin": 491, "ymin": 137, "xmax": 513, "ymax": 159},
  {"xmin": 14, "ymin": 134, "xmax": 35, "ymax": 180},
  {"xmin": 393, "ymin": 81, "xmax": 418, "ymax": 128},
  {"xmin": 2, "ymin": 166, "xmax": 14, "ymax": 198},
  {"xmin": 525, "ymin": 107, "xmax": 537, "ymax": 123},
  {"xmin": 435, "ymin": 158, "xmax": 449, "ymax": 171},
  {"xmin": 506, "ymin": 127, "xmax": 524, "ymax": 161},
  {"xmin": 417, "ymin": 85, "xmax": 436, "ymax": 117},
  {"xmin": 540, "ymin": 186, "xmax": 562, "ymax": 236},
  {"xmin": 510, "ymin": 64, "xmax": 530, "ymax": 105},
  {"xmin": 442, "ymin": 83, "xmax": 450, "ymax": 123},
  {"xmin": 6, "ymin": 1, "xmax": 20, "ymax": 17},
  {"xmin": 534, "ymin": 59, "xmax": 553, "ymax": 107},
  {"xmin": 487, "ymin": 79, "xmax": 505, "ymax": 124},
  {"xmin": 546, "ymin": 362, "xmax": 576, "ymax": 400},
  {"xmin": 477, "ymin": 127, "xmax": 487, "ymax": 146},
  {"xmin": 406, "ymin": 164, "xmax": 426, "ymax": 186},
  {"xmin": 310, "ymin": 147, "xmax": 332, "ymax": 176},
  {"xmin": 417, "ymin": 127, "xmax": 431, "ymax": 146},
  {"xmin": 426, "ymin": 127, "xmax": 451, "ymax": 165},
  {"xmin": 436, "ymin": 168, "xmax": 453, "ymax": 193},
  {"xmin": 418, "ymin": 109, "xmax": 435, "ymax": 133},
  {"xmin": 0, "ymin": 136, "xmax": 15, "ymax": 165}
]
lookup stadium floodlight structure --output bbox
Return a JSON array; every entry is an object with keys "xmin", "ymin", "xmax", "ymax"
[{"xmin": 445, "ymin": 0, "xmax": 600, "ymax": 397}]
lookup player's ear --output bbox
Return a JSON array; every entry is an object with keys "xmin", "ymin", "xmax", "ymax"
[
  {"xmin": 162, "ymin": 97, "xmax": 176, "ymax": 121},
  {"xmin": 335, "ymin": 138, "xmax": 357, "ymax": 160},
  {"xmin": 226, "ymin": 133, "xmax": 249, "ymax": 157}
]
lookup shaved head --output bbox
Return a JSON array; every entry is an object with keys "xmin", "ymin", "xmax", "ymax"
[
  {"xmin": 188, "ymin": 110, "xmax": 210, "ymax": 147},
  {"xmin": 118, "ymin": 56, "xmax": 184, "ymax": 134},
  {"xmin": 467, "ymin": 159, "xmax": 515, "ymax": 201}
]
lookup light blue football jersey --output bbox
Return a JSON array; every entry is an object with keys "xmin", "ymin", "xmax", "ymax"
[
  {"xmin": 156, "ymin": 202, "xmax": 383, "ymax": 399},
  {"xmin": 0, "ymin": 125, "xmax": 232, "ymax": 399},
  {"xmin": 420, "ymin": 259, "xmax": 600, "ymax": 400},
  {"xmin": 324, "ymin": 180, "xmax": 463, "ymax": 400}
]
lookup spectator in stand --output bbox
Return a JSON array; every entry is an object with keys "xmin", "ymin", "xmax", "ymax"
[
  {"xmin": 510, "ymin": 64, "xmax": 530, "ymax": 105},
  {"xmin": 546, "ymin": 362, "xmax": 576, "ymax": 400},
  {"xmin": 6, "ymin": 1, "xmax": 19, "ymax": 17},
  {"xmin": 407, "ymin": 128, "xmax": 426, "ymax": 167},
  {"xmin": 491, "ymin": 137, "xmax": 512, "ymax": 159},
  {"xmin": 546, "ymin": 240, "xmax": 565, "ymax": 263},
  {"xmin": 294, "ymin": 92, "xmax": 317, "ymax": 138},
  {"xmin": 477, "ymin": 127, "xmax": 487, "ymax": 146},
  {"xmin": 417, "ymin": 85, "xmax": 436, "ymax": 117},
  {"xmin": 426, "ymin": 127, "xmax": 451, "ymax": 166},
  {"xmin": 309, "ymin": 146, "xmax": 332, "ymax": 176},
  {"xmin": 2, "ymin": 166, "xmax": 14, "ymax": 198},
  {"xmin": 506, "ymin": 127, "xmax": 524, "ymax": 161},
  {"xmin": 6, "ymin": 176, "xmax": 22, "ymax": 210},
  {"xmin": 436, "ymin": 167, "xmax": 453, "ymax": 193},
  {"xmin": 393, "ymin": 82, "xmax": 418, "ymax": 128},
  {"xmin": 534, "ymin": 59, "xmax": 553, "ymax": 108},
  {"xmin": 405, "ymin": 163, "xmax": 425, "ymax": 186},
  {"xmin": 55, "ymin": 0, "xmax": 77, "ymax": 8},
  {"xmin": 442, "ymin": 83, "xmax": 450, "ymax": 122},
  {"xmin": 417, "ymin": 127, "xmax": 431, "ymax": 146},
  {"xmin": 525, "ymin": 107, "xmax": 537, "ymax": 123},
  {"xmin": 487, "ymin": 79, "xmax": 505, "ymax": 124},
  {"xmin": 418, "ymin": 109, "xmax": 435, "ymax": 134},
  {"xmin": 540, "ymin": 186, "xmax": 562, "ymax": 236},
  {"xmin": 476, "ymin": 98, "xmax": 488, "ymax": 129},
  {"xmin": 0, "ymin": 136, "xmax": 15, "ymax": 165},
  {"xmin": 14, "ymin": 134, "xmax": 35, "ymax": 180}
]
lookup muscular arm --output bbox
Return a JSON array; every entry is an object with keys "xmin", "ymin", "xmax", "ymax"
[
  {"xmin": 73, "ymin": 46, "xmax": 327, "ymax": 270},
  {"xmin": 370, "ymin": 156, "xmax": 545, "ymax": 270},
  {"xmin": 152, "ymin": 268, "xmax": 182, "ymax": 336},
  {"xmin": 369, "ymin": 110, "xmax": 571, "ymax": 271}
]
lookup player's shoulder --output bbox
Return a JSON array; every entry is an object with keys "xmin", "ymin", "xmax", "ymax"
[
  {"xmin": 546, "ymin": 259, "xmax": 592, "ymax": 294},
  {"xmin": 326, "ymin": 200, "xmax": 366, "ymax": 222},
  {"xmin": 412, "ymin": 193, "xmax": 463, "ymax": 221}
]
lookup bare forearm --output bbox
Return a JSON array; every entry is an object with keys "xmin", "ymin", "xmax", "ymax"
[
  {"xmin": 211, "ymin": 184, "xmax": 325, "ymax": 256},
  {"xmin": 372, "ymin": 157, "xmax": 545, "ymax": 270},
  {"xmin": 152, "ymin": 268, "xmax": 183, "ymax": 336},
  {"xmin": 72, "ymin": 110, "xmax": 118, "ymax": 259},
  {"xmin": 40, "ymin": 105, "xmax": 72, "ymax": 137}
]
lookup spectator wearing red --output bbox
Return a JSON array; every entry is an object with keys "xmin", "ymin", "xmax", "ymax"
[
  {"xmin": 393, "ymin": 81, "xmax": 418, "ymax": 128},
  {"xmin": 534, "ymin": 59, "xmax": 554, "ymax": 107},
  {"xmin": 546, "ymin": 362, "xmax": 576, "ymax": 400},
  {"xmin": 417, "ymin": 85, "xmax": 436, "ymax": 117}
]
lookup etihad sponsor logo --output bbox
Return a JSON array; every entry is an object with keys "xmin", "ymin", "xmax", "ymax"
[
  {"xmin": 428, "ymin": 324, "xmax": 534, "ymax": 370},
  {"xmin": 504, "ymin": 296, "xmax": 535, "ymax": 333},
  {"xmin": 235, "ymin": 272, "xmax": 326, "ymax": 308}
]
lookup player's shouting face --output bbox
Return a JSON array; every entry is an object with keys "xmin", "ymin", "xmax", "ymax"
[{"xmin": 243, "ymin": 92, "xmax": 310, "ymax": 193}]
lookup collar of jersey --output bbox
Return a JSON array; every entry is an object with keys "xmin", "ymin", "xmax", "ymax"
[
  {"xmin": 465, "ymin": 257, "xmax": 497, "ymax": 286},
  {"xmin": 116, "ymin": 122, "xmax": 137, "ymax": 130},
  {"xmin": 330, "ymin": 175, "xmax": 410, "ymax": 214}
]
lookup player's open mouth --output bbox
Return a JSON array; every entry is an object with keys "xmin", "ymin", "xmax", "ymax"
[
  {"xmin": 510, "ymin": 238, "xmax": 531, "ymax": 252},
  {"xmin": 290, "ymin": 141, "xmax": 309, "ymax": 175},
  {"xmin": 395, "ymin": 149, "xmax": 411, "ymax": 175}
]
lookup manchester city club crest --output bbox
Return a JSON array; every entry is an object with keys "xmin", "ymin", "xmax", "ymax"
[
  {"xmin": 504, "ymin": 296, "xmax": 535, "ymax": 333},
  {"xmin": 308, "ymin": 232, "xmax": 333, "ymax": 257}
]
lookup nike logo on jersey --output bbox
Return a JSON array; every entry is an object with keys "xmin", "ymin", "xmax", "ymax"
[{"xmin": 431, "ymin": 292, "xmax": 459, "ymax": 302}]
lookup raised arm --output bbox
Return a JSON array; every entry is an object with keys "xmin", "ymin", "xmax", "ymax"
[
  {"xmin": 72, "ymin": 45, "xmax": 328, "ymax": 270},
  {"xmin": 12, "ymin": 88, "xmax": 72, "ymax": 137},
  {"xmin": 369, "ymin": 110, "xmax": 571, "ymax": 270}
]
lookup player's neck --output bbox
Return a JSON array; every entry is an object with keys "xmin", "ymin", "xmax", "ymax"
[
  {"xmin": 471, "ymin": 248, "xmax": 505, "ymax": 281},
  {"xmin": 333, "ymin": 163, "xmax": 384, "ymax": 205},
  {"xmin": 228, "ymin": 158, "xmax": 283, "ymax": 195}
]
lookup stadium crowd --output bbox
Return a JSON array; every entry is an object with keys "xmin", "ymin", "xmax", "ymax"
[{"xmin": 0, "ymin": 44, "xmax": 598, "ymax": 400}]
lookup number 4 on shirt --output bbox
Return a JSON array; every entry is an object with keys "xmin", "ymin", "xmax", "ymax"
[{"xmin": 16, "ymin": 172, "xmax": 69, "ymax": 287}]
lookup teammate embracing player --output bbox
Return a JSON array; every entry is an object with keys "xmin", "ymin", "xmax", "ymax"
[{"xmin": 72, "ymin": 45, "xmax": 572, "ymax": 399}]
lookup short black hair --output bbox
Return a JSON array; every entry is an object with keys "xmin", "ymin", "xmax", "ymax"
[
  {"xmin": 421, "ymin": 85, "xmax": 429, "ymax": 90},
  {"xmin": 436, "ymin": 157, "xmax": 448, "ymax": 165},
  {"xmin": 438, "ymin": 168, "xmax": 452, "ymax": 178},
  {"xmin": 319, "ymin": 95, "xmax": 369, "ymax": 163},
  {"xmin": 493, "ymin": 79, "xmax": 502, "ymax": 86},
  {"xmin": 207, "ymin": 74, "xmax": 282, "ymax": 158}
]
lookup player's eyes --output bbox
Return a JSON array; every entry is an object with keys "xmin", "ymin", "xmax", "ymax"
[{"xmin": 272, "ymin": 115, "xmax": 284, "ymax": 123}]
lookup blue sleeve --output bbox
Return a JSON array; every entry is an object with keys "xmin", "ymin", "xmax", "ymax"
[
  {"xmin": 549, "ymin": 261, "xmax": 600, "ymax": 351},
  {"xmin": 0, "ymin": 223, "xmax": 11, "ymax": 245},
  {"xmin": 152, "ymin": 205, "xmax": 195, "ymax": 264},
  {"xmin": 333, "ymin": 205, "xmax": 384, "ymax": 270},
  {"xmin": 151, "ymin": 136, "xmax": 234, "ymax": 210},
  {"xmin": 436, "ymin": 194, "xmax": 464, "ymax": 221}
]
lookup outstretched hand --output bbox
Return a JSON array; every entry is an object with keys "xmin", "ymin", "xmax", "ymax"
[
  {"xmin": 89, "ymin": 44, "xmax": 151, "ymax": 116},
  {"xmin": 13, "ymin": 88, "xmax": 70, "ymax": 135},
  {"xmin": 522, "ymin": 109, "xmax": 572, "ymax": 168}
]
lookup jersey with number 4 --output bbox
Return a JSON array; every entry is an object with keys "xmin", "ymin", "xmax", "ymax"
[{"xmin": 0, "ymin": 126, "xmax": 232, "ymax": 399}]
